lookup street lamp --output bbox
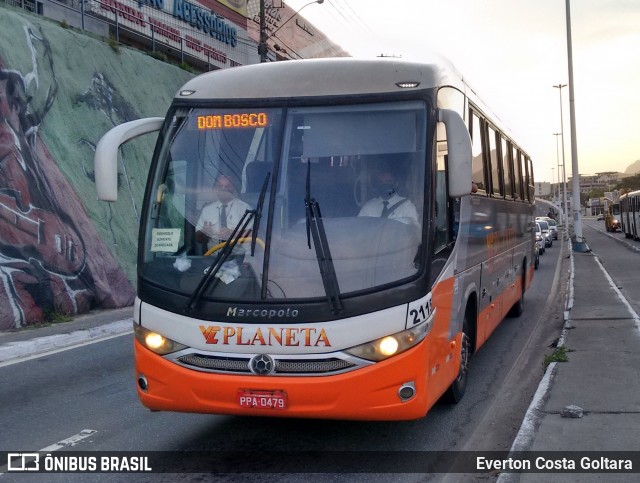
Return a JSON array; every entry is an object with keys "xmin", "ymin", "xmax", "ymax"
[
  {"xmin": 259, "ymin": 0, "xmax": 325, "ymax": 63},
  {"xmin": 553, "ymin": 85, "xmax": 569, "ymax": 231},
  {"xmin": 563, "ymin": 0, "xmax": 585, "ymax": 250}
]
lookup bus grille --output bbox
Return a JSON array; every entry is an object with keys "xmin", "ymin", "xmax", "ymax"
[
  {"xmin": 175, "ymin": 353, "xmax": 357, "ymax": 376},
  {"xmin": 178, "ymin": 354, "xmax": 248, "ymax": 372},
  {"xmin": 276, "ymin": 359, "xmax": 354, "ymax": 373}
]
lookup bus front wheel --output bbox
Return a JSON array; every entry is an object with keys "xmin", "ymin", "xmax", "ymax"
[{"xmin": 444, "ymin": 312, "xmax": 471, "ymax": 404}]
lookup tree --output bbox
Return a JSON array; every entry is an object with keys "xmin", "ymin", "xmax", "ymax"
[
  {"xmin": 580, "ymin": 192, "xmax": 591, "ymax": 207},
  {"xmin": 615, "ymin": 174, "xmax": 640, "ymax": 193}
]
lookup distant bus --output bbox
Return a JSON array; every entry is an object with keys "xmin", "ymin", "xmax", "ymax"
[
  {"xmin": 620, "ymin": 190, "xmax": 640, "ymax": 240},
  {"xmin": 604, "ymin": 198, "xmax": 621, "ymax": 232},
  {"xmin": 94, "ymin": 58, "xmax": 535, "ymax": 420}
]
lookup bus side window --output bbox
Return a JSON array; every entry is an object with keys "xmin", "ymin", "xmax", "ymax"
[
  {"xmin": 513, "ymin": 148, "xmax": 523, "ymax": 200},
  {"xmin": 501, "ymin": 137, "xmax": 513, "ymax": 199},
  {"xmin": 487, "ymin": 125, "xmax": 502, "ymax": 197},
  {"xmin": 469, "ymin": 109, "xmax": 487, "ymax": 194}
]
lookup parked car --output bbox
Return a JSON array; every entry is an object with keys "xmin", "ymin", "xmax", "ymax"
[
  {"xmin": 537, "ymin": 220, "xmax": 552, "ymax": 247},
  {"xmin": 597, "ymin": 214, "xmax": 604, "ymax": 221},
  {"xmin": 535, "ymin": 222, "xmax": 545, "ymax": 255}
]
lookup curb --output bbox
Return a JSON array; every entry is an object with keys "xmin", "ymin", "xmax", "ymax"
[{"xmin": 0, "ymin": 318, "xmax": 133, "ymax": 367}]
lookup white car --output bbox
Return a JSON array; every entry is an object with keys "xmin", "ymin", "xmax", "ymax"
[
  {"xmin": 536, "ymin": 220, "xmax": 552, "ymax": 247},
  {"xmin": 546, "ymin": 219, "xmax": 558, "ymax": 239},
  {"xmin": 535, "ymin": 222, "xmax": 545, "ymax": 255},
  {"xmin": 536, "ymin": 216, "xmax": 558, "ymax": 240}
]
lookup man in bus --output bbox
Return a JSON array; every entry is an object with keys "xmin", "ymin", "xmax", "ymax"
[
  {"xmin": 358, "ymin": 163, "xmax": 419, "ymax": 226},
  {"xmin": 195, "ymin": 174, "xmax": 252, "ymax": 250}
]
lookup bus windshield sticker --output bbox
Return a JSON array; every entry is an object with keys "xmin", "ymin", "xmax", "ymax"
[{"xmin": 151, "ymin": 228, "xmax": 181, "ymax": 252}]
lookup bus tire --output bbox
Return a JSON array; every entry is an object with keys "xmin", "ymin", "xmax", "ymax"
[
  {"xmin": 444, "ymin": 309, "xmax": 472, "ymax": 404},
  {"xmin": 508, "ymin": 270, "xmax": 526, "ymax": 317}
]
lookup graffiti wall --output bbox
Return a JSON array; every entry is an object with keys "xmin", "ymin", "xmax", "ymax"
[{"xmin": 0, "ymin": 6, "xmax": 193, "ymax": 329}]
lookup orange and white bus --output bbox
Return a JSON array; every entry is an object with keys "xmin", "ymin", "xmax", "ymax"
[{"xmin": 94, "ymin": 58, "xmax": 535, "ymax": 420}]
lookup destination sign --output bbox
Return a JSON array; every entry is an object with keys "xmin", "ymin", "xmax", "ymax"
[{"xmin": 197, "ymin": 113, "xmax": 269, "ymax": 130}]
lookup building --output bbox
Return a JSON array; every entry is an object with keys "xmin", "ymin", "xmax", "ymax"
[
  {"xmin": 565, "ymin": 171, "xmax": 628, "ymax": 195},
  {"xmin": 535, "ymin": 181, "xmax": 551, "ymax": 200},
  {"xmin": 3, "ymin": 0, "xmax": 349, "ymax": 71}
]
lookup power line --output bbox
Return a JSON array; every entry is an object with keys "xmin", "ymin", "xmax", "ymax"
[{"xmin": 329, "ymin": 0, "xmax": 375, "ymax": 36}]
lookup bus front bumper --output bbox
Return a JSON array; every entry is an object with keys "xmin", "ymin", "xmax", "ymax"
[{"xmin": 133, "ymin": 338, "xmax": 442, "ymax": 421}]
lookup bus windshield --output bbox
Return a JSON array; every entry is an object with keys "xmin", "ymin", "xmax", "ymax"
[{"xmin": 141, "ymin": 101, "xmax": 427, "ymax": 303}]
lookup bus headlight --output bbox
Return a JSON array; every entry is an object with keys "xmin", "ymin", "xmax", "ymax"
[
  {"xmin": 345, "ymin": 319, "xmax": 433, "ymax": 362},
  {"xmin": 134, "ymin": 324, "xmax": 187, "ymax": 355},
  {"xmin": 379, "ymin": 336, "xmax": 399, "ymax": 356}
]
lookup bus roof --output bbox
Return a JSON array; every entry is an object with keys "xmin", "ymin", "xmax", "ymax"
[
  {"xmin": 176, "ymin": 57, "xmax": 465, "ymax": 100},
  {"xmin": 174, "ymin": 57, "xmax": 527, "ymax": 156},
  {"xmin": 620, "ymin": 189, "xmax": 640, "ymax": 200}
]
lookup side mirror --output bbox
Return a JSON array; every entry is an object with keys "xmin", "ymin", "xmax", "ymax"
[
  {"xmin": 94, "ymin": 117, "xmax": 164, "ymax": 201},
  {"xmin": 438, "ymin": 109, "xmax": 472, "ymax": 198}
]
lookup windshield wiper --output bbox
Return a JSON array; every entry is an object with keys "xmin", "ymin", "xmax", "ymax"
[
  {"xmin": 185, "ymin": 172, "xmax": 271, "ymax": 313},
  {"xmin": 251, "ymin": 172, "xmax": 270, "ymax": 256},
  {"xmin": 304, "ymin": 161, "xmax": 343, "ymax": 315},
  {"xmin": 185, "ymin": 210, "xmax": 254, "ymax": 313}
]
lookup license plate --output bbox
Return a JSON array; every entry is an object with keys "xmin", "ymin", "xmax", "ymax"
[{"xmin": 237, "ymin": 390, "xmax": 287, "ymax": 410}]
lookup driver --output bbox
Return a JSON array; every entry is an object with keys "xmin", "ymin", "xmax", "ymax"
[
  {"xmin": 195, "ymin": 174, "xmax": 252, "ymax": 249},
  {"xmin": 358, "ymin": 164, "xmax": 418, "ymax": 225}
]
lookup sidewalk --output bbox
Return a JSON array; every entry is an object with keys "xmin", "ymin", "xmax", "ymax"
[
  {"xmin": 0, "ymin": 307, "xmax": 133, "ymax": 366},
  {"xmin": 502, "ymin": 241, "xmax": 640, "ymax": 481}
]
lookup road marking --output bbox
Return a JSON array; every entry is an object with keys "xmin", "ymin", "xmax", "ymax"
[
  {"xmin": 39, "ymin": 429, "xmax": 98, "ymax": 452},
  {"xmin": 0, "ymin": 319, "xmax": 133, "ymax": 368},
  {"xmin": 593, "ymin": 255, "xmax": 640, "ymax": 331}
]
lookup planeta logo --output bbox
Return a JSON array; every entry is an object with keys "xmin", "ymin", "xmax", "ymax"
[{"xmin": 200, "ymin": 325, "xmax": 331, "ymax": 347}]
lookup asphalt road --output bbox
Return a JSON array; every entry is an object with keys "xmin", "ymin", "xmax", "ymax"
[
  {"xmin": 0, "ymin": 236, "xmax": 568, "ymax": 482},
  {"xmin": 581, "ymin": 217, "xmax": 640, "ymax": 316}
]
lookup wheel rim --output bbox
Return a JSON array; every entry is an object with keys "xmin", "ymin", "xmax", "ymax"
[{"xmin": 456, "ymin": 331, "xmax": 470, "ymax": 383}]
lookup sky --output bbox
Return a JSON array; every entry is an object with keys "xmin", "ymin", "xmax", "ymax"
[{"xmin": 284, "ymin": 0, "xmax": 640, "ymax": 183}]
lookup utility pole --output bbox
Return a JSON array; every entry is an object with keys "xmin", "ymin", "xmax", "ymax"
[
  {"xmin": 565, "ymin": 0, "xmax": 586, "ymax": 250},
  {"xmin": 553, "ymin": 87, "xmax": 569, "ymax": 232},
  {"xmin": 258, "ymin": 0, "xmax": 268, "ymax": 63}
]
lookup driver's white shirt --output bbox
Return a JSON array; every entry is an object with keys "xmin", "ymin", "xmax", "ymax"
[
  {"xmin": 358, "ymin": 193, "xmax": 419, "ymax": 225},
  {"xmin": 196, "ymin": 198, "xmax": 252, "ymax": 248}
]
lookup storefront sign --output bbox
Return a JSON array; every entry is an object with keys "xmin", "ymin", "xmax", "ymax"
[
  {"xmin": 91, "ymin": 0, "xmax": 248, "ymax": 67},
  {"xmin": 173, "ymin": 0, "xmax": 237, "ymax": 47}
]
